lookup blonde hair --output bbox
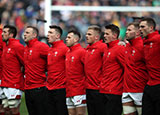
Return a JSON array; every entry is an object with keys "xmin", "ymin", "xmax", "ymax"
[{"xmin": 88, "ymin": 25, "xmax": 101, "ymax": 34}]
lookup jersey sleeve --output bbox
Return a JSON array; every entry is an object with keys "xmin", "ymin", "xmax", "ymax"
[
  {"xmin": 39, "ymin": 43, "xmax": 49, "ymax": 59},
  {"xmin": 64, "ymin": 47, "xmax": 69, "ymax": 58},
  {"xmin": 16, "ymin": 44, "xmax": 24, "ymax": 65},
  {"xmin": 0, "ymin": 29, "xmax": 3, "ymax": 50},
  {"xmin": 80, "ymin": 49, "xmax": 86, "ymax": 63},
  {"xmin": 100, "ymin": 43, "xmax": 108, "ymax": 56},
  {"xmin": 117, "ymin": 46, "xmax": 125, "ymax": 68}
]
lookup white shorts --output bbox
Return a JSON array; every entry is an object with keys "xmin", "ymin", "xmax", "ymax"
[
  {"xmin": 66, "ymin": 95, "xmax": 86, "ymax": 109},
  {"xmin": 122, "ymin": 93, "xmax": 143, "ymax": 106},
  {"xmin": 2, "ymin": 88, "xmax": 23, "ymax": 99}
]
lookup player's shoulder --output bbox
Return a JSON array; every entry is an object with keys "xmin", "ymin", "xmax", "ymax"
[
  {"xmin": 77, "ymin": 47, "xmax": 86, "ymax": 55},
  {"xmin": 115, "ymin": 44, "xmax": 125, "ymax": 53},
  {"xmin": 13, "ymin": 40, "xmax": 24, "ymax": 48},
  {"xmin": 37, "ymin": 41, "xmax": 49, "ymax": 48},
  {"xmin": 97, "ymin": 41, "xmax": 107, "ymax": 50}
]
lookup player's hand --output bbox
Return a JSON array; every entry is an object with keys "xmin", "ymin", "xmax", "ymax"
[
  {"xmin": 0, "ymin": 24, "xmax": 3, "ymax": 29},
  {"xmin": 118, "ymin": 41, "xmax": 126, "ymax": 46}
]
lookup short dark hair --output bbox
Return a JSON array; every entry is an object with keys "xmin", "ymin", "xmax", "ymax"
[
  {"xmin": 141, "ymin": 17, "xmax": 156, "ymax": 30},
  {"xmin": 68, "ymin": 30, "xmax": 81, "ymax": 39},
  {"xmin": 127, "ymin": 22, "xmax": 139, "ymax": 29},
  {"xmin": 26, "ymin": 26, "xmax": 39, "ymax": 37},
  {"xmin": 49, "ymin": 25, "xmax": 63, "ymax": 37},
  {"xmin": 105, "ymin": 24, "xmax": 120, "ymax": 38},
  {"xmin": 4, "ymin": 25, "xmax": 17, "ymax": 38}
]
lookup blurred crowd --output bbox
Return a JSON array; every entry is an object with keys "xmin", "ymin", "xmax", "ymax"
[
  {"xmin": 1, "ymin": 0, "xmax": 160, "ymax": 45},
  {"xmin": 0, "ymin": 0, "xmax": 45, "ymax": 45}
]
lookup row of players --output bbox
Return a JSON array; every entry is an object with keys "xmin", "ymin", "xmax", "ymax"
[{"xmin": 0, "ymin": 17, "xmax": 159, "ymax": 115}]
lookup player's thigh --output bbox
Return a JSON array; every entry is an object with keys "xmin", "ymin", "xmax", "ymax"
[
  {"xmin": 68, "ymin": 108, "xmax": 76, "ymax": 115},
  {"xmin": 123, "ymin": 103, "xmax": 136, "ymax": 115},
  {"xmin": 76, "ymin": 106, "xmax": 87, "ymax": 115}
]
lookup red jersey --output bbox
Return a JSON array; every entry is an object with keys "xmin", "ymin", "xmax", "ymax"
[
  {"xmin": 0, "ymin": 29, "xmax": 3, "ymax": 85},
  {"xmin": 24, "ymin": 39, "xmax": 49, "ymax": 90},
  {"xmin": 85, "ymin": 40, "xmax": 107, "ymax": 90},
  {"xmin": 65, "ymin": 44, "xmax": 86, "ymax": 97},
  {"xmin": 123, "ymin": 37, "xmax": 148, "ymax": 93},
  {"xmin": 100, "ymin": 40, "xmax": 125, "ymax": 95},
  {"xmin": 1, "ymin": 38, "xmax": 24, "ymax": 90},
  {"xmin": 143, "ymin": 31, "xmax": 160, "ymax": 86},
  {"xmin": 46, "ymin": 40, "xmax": 68, "ymax": 90}
]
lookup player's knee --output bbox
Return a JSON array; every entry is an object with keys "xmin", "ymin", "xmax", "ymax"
[
  {"xmin": 123, "ymin": 106, "xmax": 136, "ymax": 114},
  {"xmin": 76, "ymin": 106, "xmax": 86, "ymax": 115},
  {"xmin": 76, "ymin": 110, "xmax": 86, "ymax": 115},
  {"xmin": 8, "ymin": 99, "xmax": 21, "ymax": 109}
]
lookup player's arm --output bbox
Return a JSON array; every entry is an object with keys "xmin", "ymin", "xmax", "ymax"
[
  {"xmin": 16, "ymin": 44, "xmax": 25, "ymax": 65},
  {"xmin": 39, "ymin": 43, "xmax": 49, "ymax": 59},
  {"xmin": 117, "ymin": 46, "xmax": 125, "ymax": 68}
]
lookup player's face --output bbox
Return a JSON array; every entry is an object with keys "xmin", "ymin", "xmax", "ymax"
[
  {"xmin": 47, "ymin": 29, "xmax": 58, "ymax": 44},
  {"xmin": 66, "ymin": 33, "xmax": 75, "ymax": 47},
  {"xmin": 86, "ymin": 29, "xmax": 96, "ymax": 45},
  {"xmin": 23, "ymin": 28, "xmax": 36, "ymax": 43},
  {"xmin": 104, "ymin": 29, "xmax": 115, "ymax": 43},
  {"xmin": 2, "ymin": 28, "xmax": 10, "ymax": 42},
  {"xmin": 126, "ymin": 25, "xmax": 136, "ymax": 40},
  {"xmin": 139, "ymin": 21, "xmax": 150, "ymax": 38}
]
